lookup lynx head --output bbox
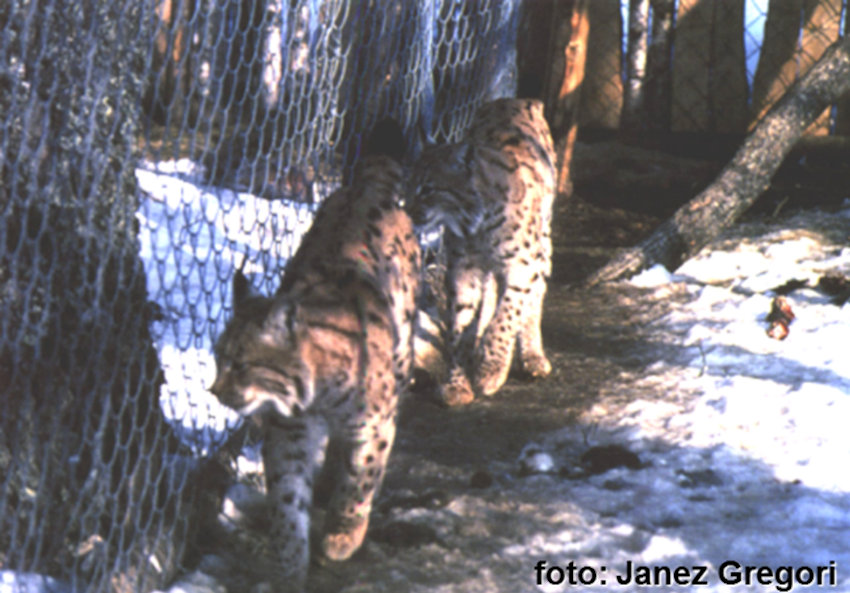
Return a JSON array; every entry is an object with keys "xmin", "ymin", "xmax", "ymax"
[
  {"xmin": 407, "ymin": 141, "xmax": 485, "ymax": 237},
  {"xmin": 210, "ymin": 271, "xmax": 313, "ymax": 418}
]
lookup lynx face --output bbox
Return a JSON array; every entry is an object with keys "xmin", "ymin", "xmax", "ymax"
[
  {"xmin": 407, "ymin": 142, "xmax": 487, "ymax": 238},
  {"xmin": 211, "ymin": 289, "xmax": 313, "ymax": 418}
]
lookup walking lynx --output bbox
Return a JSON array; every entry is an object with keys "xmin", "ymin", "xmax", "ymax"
[
  {"xmin": 408, "ymin": 98, "xmax": 555, "ymax": 405},
  {"xmin": 211, "ymin": 120, "xmax": 419, "ymax": 590}
]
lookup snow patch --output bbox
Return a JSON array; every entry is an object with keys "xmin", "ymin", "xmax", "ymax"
[{"xmin": 135, "ymin": 161, "xmax": 318, "ymax": 451}]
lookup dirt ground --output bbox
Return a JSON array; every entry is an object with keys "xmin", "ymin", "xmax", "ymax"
[
  {"xmin": 304, "ymin": 144, "xmax": 686, "ymax": 593},
  {"xmin": 182, "ymin": 139, "xmax": 850, "ymax": 593}
]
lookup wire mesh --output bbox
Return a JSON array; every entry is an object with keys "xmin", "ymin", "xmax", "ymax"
[
  {"xmin": 3, "ymin": 0, "xmax": 848, "ymax": 591},
  {"xmin": 582, "ymin": 0, "xmax": 848, "ymax": 134},
  {"xmin": 0, "ymin": 0, "xmax": 518, "ymax": 591}
]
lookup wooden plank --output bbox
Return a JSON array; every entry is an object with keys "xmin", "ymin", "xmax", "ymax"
[
  {"xmin": 579, "ymin": 0, "xmax": 622, "ymax": 129},
  {"xmin": 671, "ymin": 0, "xmax": 712, "ymax": 131},
  {"xmin": 750, "ymin": 0, "xmax": 804, "ymax": 127},
  {"xmin": 710, "ymin": 0, "xmax": 748, "ymax": 133}
]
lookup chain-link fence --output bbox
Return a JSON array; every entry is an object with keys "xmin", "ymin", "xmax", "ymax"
[
  {"xmin": 0, "ymin": 0, "xmax": 520, "ymax": 591},
  {"xmin": 3, "ymin": 0, "xmax": 849, "ymax": 591},
  {"xmin": 582, "ymin": 0, "xmax": 849, "ymax": 135}
]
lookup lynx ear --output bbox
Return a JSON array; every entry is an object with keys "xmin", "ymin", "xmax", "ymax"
[
  {"xmin": 263, "ymin": 297, "xmax": 299, "ymax": 346},
  {"xmin": 233, "ymin": 268, "xmax": 262, "ymax": 312},
  {"xmin": 460, "ymin": 141, "xmax": 476, "ymax": 169}
]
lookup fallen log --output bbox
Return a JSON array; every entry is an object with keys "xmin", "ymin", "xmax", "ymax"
[{"xmin": 585, "ymin": 35, "xmax": 850, "ymax": 287}]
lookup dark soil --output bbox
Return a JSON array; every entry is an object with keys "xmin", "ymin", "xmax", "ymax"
[
  {"xmin": 200, "ymin": 138, "xmax": 850, "ymax": 593},
  {"xmin": 300, "ymin": 141, "xmax": 711, "ymax": 591}
]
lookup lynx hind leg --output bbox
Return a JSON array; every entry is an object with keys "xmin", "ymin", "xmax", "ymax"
[
  {"xmin": 473, "ymin": 283, "xmax": 525, "ymax": 397},
  {"xmin": 518, "ymin": 225, "xmax": 552, "ymax": 379},
  {"xmin": 441, "ymin": 259, "xmax": 487, "ymax": 406},
  {"xmin": 517, "ymin": 286, "xmax": 551, "ymax": 379},
  {"xmin": 322, "ymin": 390, "xmax": 396, "ymax": 561},
  {"xmin": 262, "ymin": 416, "xmax": 329, "ymax": 590}
]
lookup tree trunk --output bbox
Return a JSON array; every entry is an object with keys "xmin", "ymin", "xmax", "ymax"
[
  {"xmin": 585, "ymin": 35, "xmax": 850, "ymax": 287},
  {"xmin": 798, "ymin": 0, "xmax": 842, "ymax": 135},
  {"xmin": 668, "ymin": 0, "xmax": 747, "ymax": 133},
  {"xmin": 620, "ymin": 0, "xmax": 650, "ymax": 135},
  {"xmin": 579, "ymin": 0, "xmax": 622, "ymax": 129},
  {"xmin": 262, "ymin": 0, "xmax": 286, "ymax": 108},
  {"xmin": 836, "ymin": 1, "xmax": 850, "ymax": 134},
  {"xmin": 750, "ymin": 0, "xmax": 804, "ymax": 126},
  {"xmin": 544, "ymin": 0, "xmax": 590, "ymax": 197},
  {"xmin": 645, "ymin": 0, "xmax": 674, "ymax": 132},
  {"xmin": 709, "ymin": 0, "xmax": 748, "ymax": 133},
  {"xmin": 671, "ymin": 0, "xmax": 712, "ymax": 131},
  {"xmin": 147, "ymin": 0, "xmax": 189, "ymax": 125}
]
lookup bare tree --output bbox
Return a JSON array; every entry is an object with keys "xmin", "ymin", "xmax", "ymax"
[
  {"xmin": 709, "ymin": 0, "xmax": 748, "ymax": 132},
  {"xmin": 645, "ymin": 0, "xmax": 675, "ymax": 132},
  {"xmin": 262, "ymin": 0, "xmax": 286, "ymax": 108},
  {"xmin": 586, "ymin": 35, "xmax": 850, "ymax": 286},
  {"xmin": 750, "ymin": 0, "xmax": 804, "ymax": 126},
  {"xmin": 797, "ymin": 0, "xmax": 842, "ymax": 135},
  {"xmin": 544, "ymin": 0, "xmax": 590, "ymax": 196},
  {"xmin": 836, "ymin": 0, "xmax": 850, "ymax": 134},
  {"xmin": 621, "ymin": 0, "xmax": 650, "ymax": 135},
  {"xmin": 579, "ymin": 0, "xmax": 623, "ymax": 129},
  {"xmin": 146, "ymin": 0, "xmax": 192, "ymax": 124}
]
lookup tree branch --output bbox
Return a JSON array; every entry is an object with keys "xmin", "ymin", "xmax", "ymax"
[{"xmin": 585, "ymin": 34, "xmax": 850, "ymax": 287}]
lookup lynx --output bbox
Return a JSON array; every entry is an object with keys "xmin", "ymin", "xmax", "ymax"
[
  {"xmin": 408, "ymin": 98, "xmax": 555, "ymax": 405},
  {"xmin": 211, "ymin": 120, "xmax": 419, "ymax": 590}
]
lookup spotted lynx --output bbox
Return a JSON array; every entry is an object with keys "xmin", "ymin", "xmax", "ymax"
[
  {"xmin": 211, "ymin": 121, "xmax": 419, "ymax": 590},
  {"xmin": 408, "ymin": 98, "xmax": 555, "ymax": 405}
]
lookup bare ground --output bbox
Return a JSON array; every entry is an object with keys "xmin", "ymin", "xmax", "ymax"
[
  {"xmin": 301, "ymin": 193, "xmax": 683, "ymax": 593},
  {"xmin": 181, "ymin": 140, "xmax": 850, "ymax": 593}
]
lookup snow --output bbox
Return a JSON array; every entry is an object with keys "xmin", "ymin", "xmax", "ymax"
[
  {"xmin": 0, "ymin": 572, "xmax": 74, "ymax": 593},
  {"xmin": 547, "ymin": 206, "xmax": 850, "ymax": 590},
  {"xmin": 129, "ymin": 171, "xmax": 850, "ymax": 592},
  {"xmin": 628, "ymin": 264, "xmax": 673, "ymax": 288},
  {"xmin": 16, "ymin": 157, "xmax": 840, "ymax": 593},
  {"xmin": 135, "ymin": 160, "xmax": 318, "ymax": 451}
]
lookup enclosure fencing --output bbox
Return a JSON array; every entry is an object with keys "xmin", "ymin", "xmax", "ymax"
[
  {"xmin": 582, "ymin": 0, "xmax": 850, "ymax": 135},
  {"xmin": 2, "ymin": 0, "xmax": 849, "ymax": 591},
  {"xmin": 0, "ymin": 0, "xmax": 517, "ymax": 591}
]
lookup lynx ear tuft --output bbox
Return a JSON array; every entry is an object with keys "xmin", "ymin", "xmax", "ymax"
[
  {"xmin": 263, "ymin": 297, "xmax": 300, "ymax": 345},
  {"xmin": 233, "ymin": 268, "xmax": 262, "ymax": 312}
]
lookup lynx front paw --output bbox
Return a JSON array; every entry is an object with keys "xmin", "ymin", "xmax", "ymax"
[
  {"xmin": 440, "ymin": 380, "xmax": 475, "ymax": 406},
  {"xmin": 321, "ymin": 519, "xmax": 369, "ymax": 562},
  {"xmin": 435, "ymin": 366, "xmax": 475, "ymax": 406},
  {"xmin": 475, "ymin": 358, "xmax": 511, "ymax": 397},
  {"xmin": 521, "ymin": 352, "xmax": 551, "ymax": 379}
]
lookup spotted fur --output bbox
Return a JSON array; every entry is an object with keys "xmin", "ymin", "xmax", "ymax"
[
  {"xmin": 211, "ymin": 124, "xmax": 419, "ymax": 589},
  {"xmin": 408, "ymin": 98, "xmax": 555, "ymax": 405}
]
